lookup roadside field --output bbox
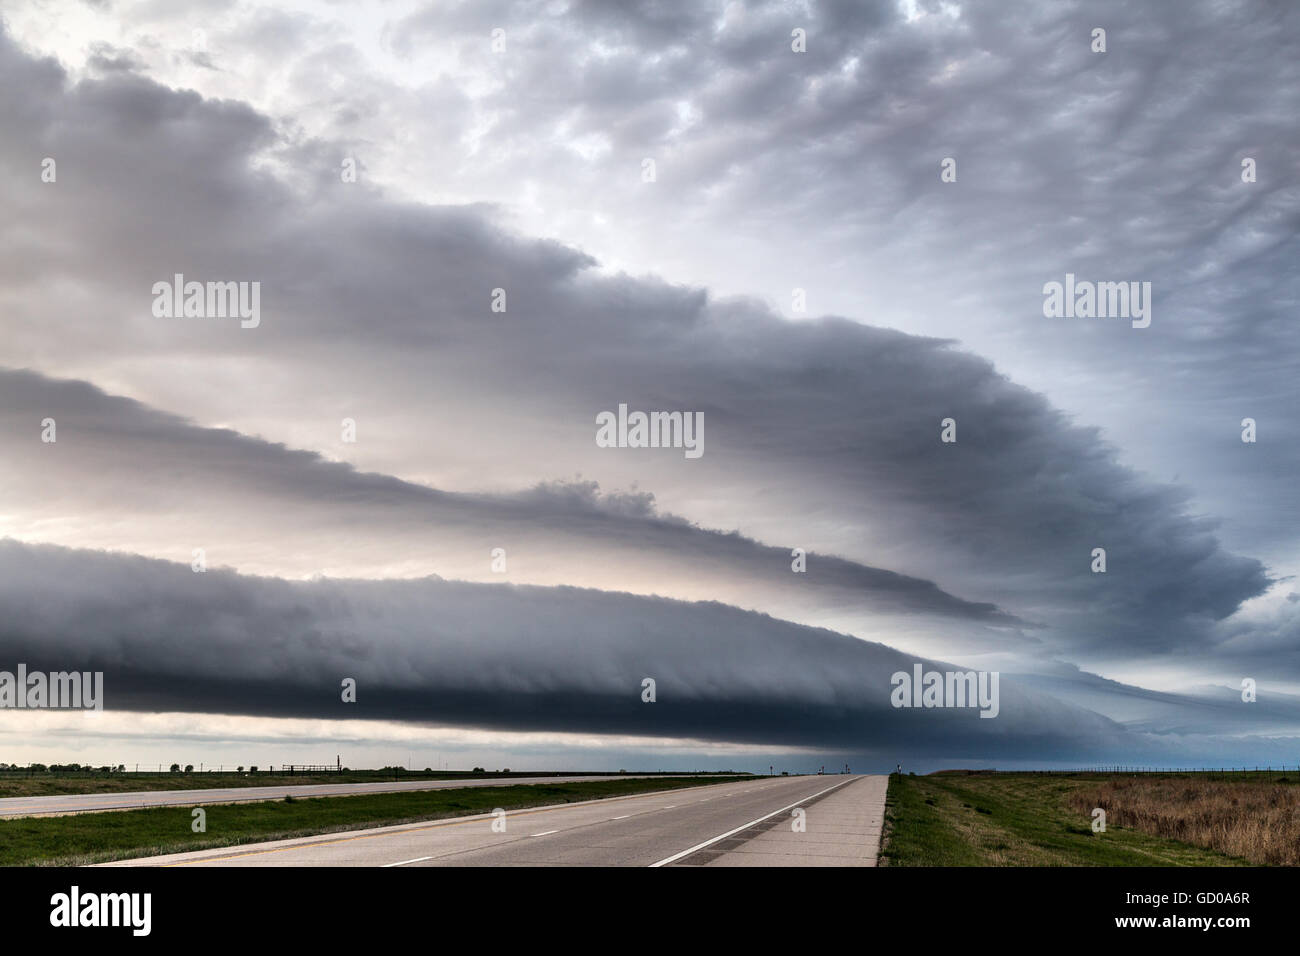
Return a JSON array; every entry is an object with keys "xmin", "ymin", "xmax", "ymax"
[{"xmin": 882, "ymin": 771, "xmax": 1258, "ymax": 866}]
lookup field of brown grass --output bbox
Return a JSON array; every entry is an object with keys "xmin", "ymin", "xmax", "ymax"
[{"xmin": 1068, "ymin": 775, "xmax": 1300, "ymax": 865}]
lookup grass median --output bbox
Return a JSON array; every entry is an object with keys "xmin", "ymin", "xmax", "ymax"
[
  {"xmin": 0, "ymin": 769, "xmax": 724, "ymax": 798},
  {"xmin": 2, "ymin": 775, "xmax": 752, "ymax": 866},
  {"xmin": 882, "ymin": 771, "xmax": 1250, "ymax": 866}
]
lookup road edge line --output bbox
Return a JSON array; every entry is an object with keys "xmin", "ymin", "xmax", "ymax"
[{"xmin": 647, "ymin": 777, "xmax": 857, "ymax": 867}]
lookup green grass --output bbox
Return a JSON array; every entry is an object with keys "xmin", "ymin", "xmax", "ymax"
[
  {"xmin": 881, "ymin": 772, "xmax": 1247, "ymax": 866},
  {"xmin": 0, "ymin": 768, "xmax": 727, "ymax": 798},
  {"xmin": 1, "ymin": 775, "xmax": 750, "ymax": 866}
]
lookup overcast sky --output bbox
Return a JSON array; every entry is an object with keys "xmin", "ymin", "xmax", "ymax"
[{"xmin": 1, "ymin": 0, "xmax": 1298, "ymax": 772}]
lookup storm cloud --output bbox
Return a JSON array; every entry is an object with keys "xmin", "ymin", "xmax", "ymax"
[
  {"xmin": 0, "ymin": 538, "xmax": 1126, "ymax": 762},
  {"xmin": 0, "ymin": 1, "xmax": 1296, "ymax": 768}
]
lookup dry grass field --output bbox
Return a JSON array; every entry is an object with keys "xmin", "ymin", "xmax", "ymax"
[
  {"xmin": 884, "ymin": 771, "xmax": 1300, "ymax": 865},
  {"xmin": 1067, "ymin": 775, "xmax": 1300, "ymax": 865},
  {"xmin": 882, "ymin": 772, "xmax": 1242, "ymax": 865}
]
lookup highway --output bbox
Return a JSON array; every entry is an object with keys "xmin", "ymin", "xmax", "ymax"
[
  {"xmin": 0, "ymin": 774, "xmax": 700, "ymax": 818},
  {"xmin": 106, "ymin": 774, "xmax": 888, "ymax": 866}
]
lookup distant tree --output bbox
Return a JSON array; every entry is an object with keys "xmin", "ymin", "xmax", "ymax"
[
  {"xmin": 170, "ymin": 763, "xmax": 181, "ymax": 773},
  {"xmin": 237, "ymin": 766, "xmax": 244, "ymax": 772},
  {"xmin": 184, "ymin": 764, "xmax": 194, "ymax": 773},
  {"xmin": 502, "ymin": 768, "xmax": 510, "ymax": 773},
  {"xmin": 472, "ymin": 766, "xmax": 485, "ymax": 773},
  {"xmin": 249, "ymin": 765, "xmax": 258, "ymax": 772}
]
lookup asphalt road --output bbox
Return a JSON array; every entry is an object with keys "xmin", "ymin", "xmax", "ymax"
[
  {"xmin": 107, "ymin": 774, "xmax": 888, "ymax": 866},
  {"xmin": 0, "ymin": 774, "xmax": 702, "ymax": 818}
]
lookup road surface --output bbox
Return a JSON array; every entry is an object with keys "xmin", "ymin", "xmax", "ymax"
[
  {"xmin": 0, "ymin": 774, "xmax": 706, "ymax": 818},
  {"xmin": 106, "ymin": 774, "xmax": 888, "ymax": 866}
]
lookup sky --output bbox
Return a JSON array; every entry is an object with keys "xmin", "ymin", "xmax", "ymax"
[{"xmin": 0, "ymin": 0, "xmax": 1298, "ymax": 773}]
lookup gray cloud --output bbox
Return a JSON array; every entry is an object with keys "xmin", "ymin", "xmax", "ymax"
[
  {"xmin": 0, "ymin": 17, "xmax": 1276, "ymax": 671},
  {"xmin": 0, "ymin": 366, "xmax": 1025, "ymax": 632},
  {"xmin": 0, "ymin": 537, "xmax": 1125, "ymax": 761},
  {"xmin": 0, "ymin": 2, "xmax": 1297, "ymax": 765},
  {"xmin": 379, "ymin": 0, "xmax": 1300, "ymax": 564}
]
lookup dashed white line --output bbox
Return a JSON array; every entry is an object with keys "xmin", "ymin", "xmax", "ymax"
[
  {"xmin": 610, "ymin": 814, "xmax": 631, "ymax": 820},
  {"xmin": 383, "ymin": 855, "xmax": 433, "ymax": 868},
  {"xmin": 648, "ymin": 778, "xmax": 857, "ymax": 868},
  {"xmin": 531, "ymin": 829, "xmax": 559, "ymax": 837}
]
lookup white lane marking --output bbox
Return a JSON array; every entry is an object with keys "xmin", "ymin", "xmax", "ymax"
[
  {"xmin": 648, "ymin": 778, "xmax": 856, "ymax": 868},
  {"xmin": 662, "ymin": 805, "xmax": 676, "ymax": 809},
  {"xmin": 610, "ymin": 814, "xmax": 631, "ymax": 820},
  {"xmin": 123, "ymin": 778, "xmax": 757, "ymax": 868},
  {"xmin": 531, "ymin": 829, "xmax": 559, "ymax": 837}
]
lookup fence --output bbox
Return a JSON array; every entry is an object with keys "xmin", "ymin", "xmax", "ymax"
[{"xmin": 280, "ymin": 765, "xmax": 341, "ymax": 774}]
